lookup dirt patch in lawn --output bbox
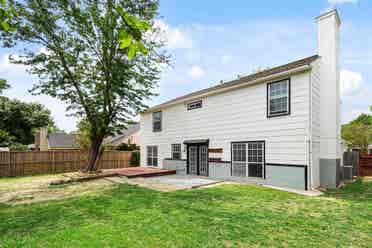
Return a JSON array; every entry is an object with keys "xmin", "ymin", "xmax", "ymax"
[
  {"xmin": 363, "ymin": 177, "xmax": 372, "ymax": 182},
  {"xmin": 0, "ymin": 174, "xmax": 117, "ymax": 205}
]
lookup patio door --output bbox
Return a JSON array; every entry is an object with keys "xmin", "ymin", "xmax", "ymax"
[
  {"xmin": 187, "ymin": 144, "xmax": 209, "ymax": 176},
  {"xmin": 189, "ymin": 146, "xmax": 198, "ymax": 175}
]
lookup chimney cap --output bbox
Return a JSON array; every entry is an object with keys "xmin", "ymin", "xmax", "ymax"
[{"xmin": 316, "ymin": 9, "xmax": 341, "ymax": 26}]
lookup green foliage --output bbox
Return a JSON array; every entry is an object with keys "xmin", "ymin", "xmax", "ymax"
[
  {"xmin": 0, "ymin": 129, "xmax": 14, "ymax": 147},
  {"xmin": 8, "ymin": 142, "xmax": 28, "ymax": 151},
  {"xmin": 0, "ymin": 130, "xmax": 28, "ymax": 150},
  {"xmin": 0, "ymin": 0, "xmax": 17, "ymax": 32},
  {"xmin": 342, "ymin": 113, "xmax": 372, "ymax": 153},
  {"xmin": 349, "ymin": 113, "xmax": 372, "ymax": 126},
  {"xmin": 1, "ymin": 0, "xmax": 167, "ymax": 170},
  {"xmin": 116, "ymin": 142, "xmax": 137, "ymax": 151},
  {"xmin": 0, "ymin": 79, "xmax": 10, "ymax": 94},
  {"xmin": 130, "ymin": 150, "xmax": 140, "ymax": 166},
  {"xmin": 0, "ymin": 97, "xmax": 56, "ymax": 146},
  {"xmin": 75, "ymin": 119, "xmax": 92, "ymax": 149},
  {"xmin": 116, "ymin": 5, "xmax": 150, "ymax": 59}
]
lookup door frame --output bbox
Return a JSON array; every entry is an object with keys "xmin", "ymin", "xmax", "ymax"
[{"xmin": 186, "ymin": 141, "xmax": 209, "ymax": 176}]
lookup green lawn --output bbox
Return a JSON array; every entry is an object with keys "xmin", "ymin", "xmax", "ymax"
[{"xmin": 0, "ymin": 179, "xmax": 371, "ymax": 248}]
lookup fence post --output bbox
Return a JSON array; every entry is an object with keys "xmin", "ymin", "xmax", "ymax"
[
  {"xmin": 11, "ymin": 152, "xmax": 15, "ymax": 177},
  {"xmin": 52, "ymin": 150, "xmax": 55, "ymax": 174}
]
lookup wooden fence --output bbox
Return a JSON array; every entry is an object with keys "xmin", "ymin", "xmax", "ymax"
[
  {"xmin": 359, "ymin": 155, "xmax": 372, "ymax": 177},
  {"xmin": 0, "ymin": 150, "xmax": 132, "ymax": 177}
]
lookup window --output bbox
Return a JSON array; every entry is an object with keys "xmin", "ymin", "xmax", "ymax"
[
  {"xmin": 231, "ymin": 141, "xmax": 264, "ymax": 178},
  {"xmin": 171, "ymin": 144, "xmax": 182, "ymax": 160},
  {"xmin": 268, "ymin": 79, "xmax": 290, "ymax": 117},
  {"xmin": 152, "ymin": 111, "xmax": 162, "ymax": 132},
  {"xmin": 187, "ymin": 100, "xmax": 202, "ymax": 110},
  {"xmin": 147, "ymin": 146, "xmax": 158, "ymax": 167}
]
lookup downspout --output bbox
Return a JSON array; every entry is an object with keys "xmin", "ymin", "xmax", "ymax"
[{"xmin": 307, "ymin": 68, "xmax": 313, "ymax": 190}]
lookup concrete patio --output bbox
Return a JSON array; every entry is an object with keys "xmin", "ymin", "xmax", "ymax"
[{"xmin": 105, "ymin": 175, "xmax": 223, "ymax": 192}]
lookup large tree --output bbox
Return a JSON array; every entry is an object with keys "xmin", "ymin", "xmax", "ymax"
[
  {"xmin": 0, "ymin": 95, "xmax": 56, "ymax": 147},
  {"xmin": 1, "ymin": 80, "xmax": 55, "ymax": 148},
  {"xmin": 2, "ymin": 0, "xmax": 166, "ymax": 171},
  {"xmin": 342, "ymin": 113, "xmax": 372, "ymax": 153}
]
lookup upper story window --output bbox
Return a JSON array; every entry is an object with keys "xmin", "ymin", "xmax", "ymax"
[
  {"xmin": 267, "ymin": 79, "xmax": 290, "ymax": 117},
  {"xmin": 152, "ymin": 111, "xmax": 162, "ymax": 132},
  {"xmin": 187, "ymin": 100, "xmax": 202, "ymax": 111},
  {"xmin": 171, "ymin": 144, "xmax": 182, "ymax": 160}
]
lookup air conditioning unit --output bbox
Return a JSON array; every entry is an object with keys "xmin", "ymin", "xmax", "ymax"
[{"xmin": 343, "ymin": 166, "xmax": 353, "ymax": 181}]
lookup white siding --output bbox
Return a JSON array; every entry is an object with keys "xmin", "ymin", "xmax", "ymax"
[
  {"xmin": 311, "ymin": 60, "xmax": 321, "ymax": 187},
  {"xmin": 140, "ymin": 72, "xmax": 311, "ymax": 168}
]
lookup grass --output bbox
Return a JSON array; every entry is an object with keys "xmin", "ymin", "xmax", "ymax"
[{"xmin": 0, "ymin": 179, "xmax": 371, "ymax": 247}]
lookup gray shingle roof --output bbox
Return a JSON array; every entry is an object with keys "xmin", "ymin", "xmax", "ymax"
[
  {"xmin": 48, "ymin": 133, "xmax": 75, "ymax": 148},
  {"xmin": 145, "ymin": 55, "xmax": 319, "ymax": 113},
  {"xmin": 104, "ymin": 123, "xmax": 140, "ymax": 145}
]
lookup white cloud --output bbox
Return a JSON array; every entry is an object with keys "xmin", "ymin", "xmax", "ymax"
[
  {"xmin": 328, "ymin": 0, "xmax": 358, "ymax": 4},
  {"xmin": 188, "ymin": 65, "xmax": 205, "ymax": 78},
  {"xmin": 0, "ymin": 54, "xmax": 27, "ymax": 75},
  {"xmin": 39, "ymin": 47, "xmax": 51, "ymax": 56},
  {"xmin": 221, "ymin": 55, "xmax": 233, "ymax": 65},
  {"xmin": 340, "ymin": 69, "xmax": 363, "ymax": 97},
  {"xmin": 153, "ymin": 20, "xmax": 193, "ymax": 49}
]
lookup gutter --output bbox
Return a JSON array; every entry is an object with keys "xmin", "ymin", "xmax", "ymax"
[
  {"xmin": 144, "ymin": 64, "xmax": 312, "ymax": 113},
  {"xmin": 308, "ymin": 69, "xmax": 313, "ymax": 190}
]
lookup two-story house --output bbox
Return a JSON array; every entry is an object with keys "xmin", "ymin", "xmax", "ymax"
[{"xmin": 140, "ymin": 9, "xmax": 343, "ymax": 190}]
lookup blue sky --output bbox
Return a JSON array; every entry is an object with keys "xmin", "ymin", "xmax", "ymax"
[{"xmin": 0, "ymin": 0, "xmax": 371, "ymax": 132}]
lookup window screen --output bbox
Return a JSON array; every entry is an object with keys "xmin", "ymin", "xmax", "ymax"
[
  {"xmin": 152, "ymin": 111, "xmax": 162, "ymax": 132},
  {"xmin": 232, "ymin": 141, "xmax": 264, "ymax": 178},
  {"xmin": 187, "ymin": 100, "xmax": 202, "ymax": 110},
  {"xmin": 147, "ymin": 146, "xmax": 158, "ymax": 167},
  {"xmin": 171, "ymin": 144, "xmax": 182, "ymax": 160},
  {"xmin": 268, "ymin": 80, "xmax": 289, "ymax": 116}
]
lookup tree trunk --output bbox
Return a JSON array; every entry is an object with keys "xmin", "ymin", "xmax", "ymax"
[{"xmin": 86, "ymin": 136, "xmax": 104, "ymax": 172}]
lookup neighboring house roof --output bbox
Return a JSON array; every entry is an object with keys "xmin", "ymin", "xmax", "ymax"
[
  {"xmin": 145, "ymin": 55, "xmax": 319, "ymax": 113},
  {"xmin": 104, "ymin": 123, "xmax": 140, "ymax": 145},
  {"xmin": 48, "ymin": 132, "xmax": 76, "ymax": 149}
]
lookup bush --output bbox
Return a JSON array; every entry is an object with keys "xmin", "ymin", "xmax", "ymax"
[
  {"xmin": 130, "ymin": 151, "xmax": 140, "ymax": 167},
  {"xmin": 9, "ymin": 143, "xmax": 29, "ymax": 151},
  {"xmin": 116, "ymin": 142, "xmax": 137, "ymax": 151}
]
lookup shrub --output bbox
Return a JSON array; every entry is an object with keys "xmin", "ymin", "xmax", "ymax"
[
  {"xmin": 130, "ymin": 151, "xmax": 140, "ymax": 166},
  {"xmin": 117, "ymin": 143, "xmax": 137, "ymax": 151}
]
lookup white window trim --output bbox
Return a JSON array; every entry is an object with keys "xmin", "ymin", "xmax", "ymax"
[
  {"xmin": 187, "ymin": 100, "xmax": 203, "ymax": 111},
  {"xmin": 152, "ymin": 111, "xmax": 162, "ymax": 132},
  {"xmin": 147, "ymin": 146, "xmax": 158, "ymax": 167},
  {"xmin": 171, "ymin": 144, "xmax": 182, "ymax": 160},
  {"xmin": 232, "ymin": 141, "xmax": 265, "ymax": 178},
  {"xmin": 268, "ymin": 79, "xmax": 290, "ymax": 117}
]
